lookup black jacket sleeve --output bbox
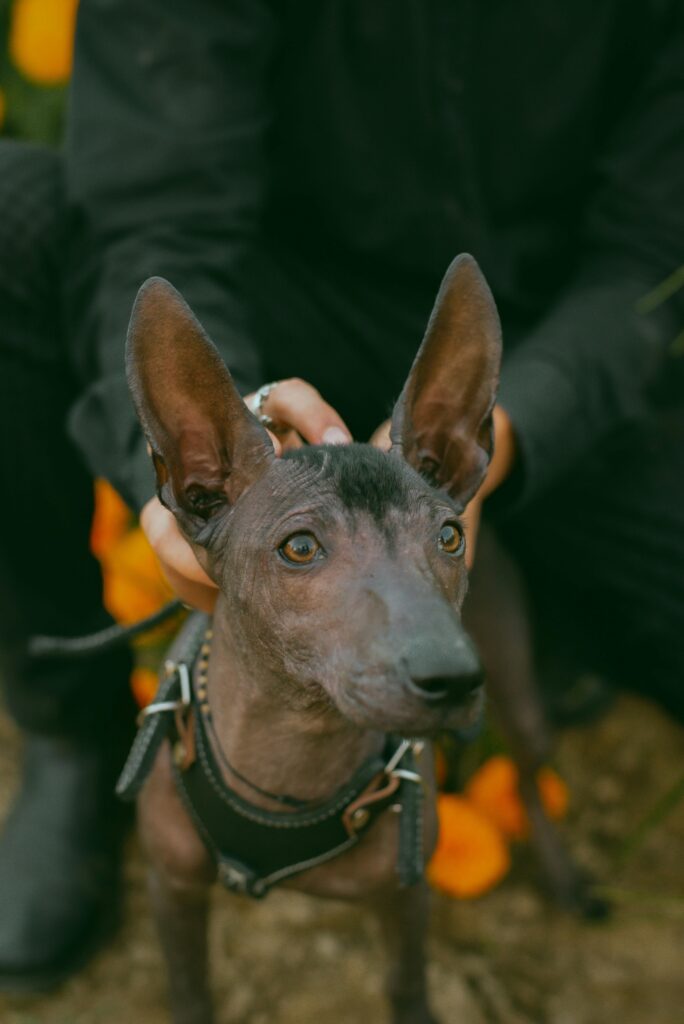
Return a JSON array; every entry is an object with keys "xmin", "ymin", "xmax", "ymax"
[
  {"xmin": 64, "ymin": 0, "xmax": 276, "ymax": 511},
  {"xmin": 496, "ymin": 7, "xmax": 684, "ymax": 507}
]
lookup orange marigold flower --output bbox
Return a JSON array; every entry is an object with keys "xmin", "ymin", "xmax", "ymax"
[
  {"xmin": 130, "ymin": 666, "xmax": 159, "ymax": 710},
  {"xmin": 9, "ymin": 0, "xmax": 79, "ymax": 86},
  {"xmin": 537, "ymin": 765, "xmax": 569, "ymax": 821},
  {"xmin": 101, "ymin": 527, "xmax": 174, "ymax": 627},
  {"xmin": 465, "ymin": 754, "xmax": 568, "ymax": 841},
  {"xmin": 90, "ymin": 479, "xmax": 132, "ymax": 560},
  {"xmin": 427, "ymin": 794, "xmax": 510, "ymax": 898}
]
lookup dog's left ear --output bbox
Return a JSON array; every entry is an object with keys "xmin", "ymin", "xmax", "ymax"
[
  {"xmin": 390, "ymin": 254, "xmax": 502, "ymax": 508},
  {"xmin": 126, "ymin": 277, "xmax": 274, "ymax": 541}
]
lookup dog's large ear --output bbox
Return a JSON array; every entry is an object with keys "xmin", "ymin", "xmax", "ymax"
[
  {"xmin": 126, "ymin": 277, "xmax": 274, "ymax": 540},
  {"xmin": 390, "ymin": 254, "xmax": 502, "ymax": 509}
]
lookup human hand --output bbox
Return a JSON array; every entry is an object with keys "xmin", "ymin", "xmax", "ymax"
[
  {"xmin": 248, "ymin": 378, "xmax": 352, "ymax": 450},
  {"xmin": 141, "ymin": 380, "xmax": 352, "ymax": 610},
  {"xmin": 141, "ymin": 497, "xmax": 219, "ymax": 612},
  {"xmin": 458, "ymin": 405, "xmax": 516, "ymax": 567}
]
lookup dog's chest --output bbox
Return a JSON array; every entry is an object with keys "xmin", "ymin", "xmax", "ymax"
[{"xmin": 282, "ymin": 795, "xmax": 438, "ymax": 900}]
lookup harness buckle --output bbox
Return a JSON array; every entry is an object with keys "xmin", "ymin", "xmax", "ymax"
[
  {"xmin": 384, "ymin": 738, "xmax": 427, "ymax": 794},
  {"xmin": 218, "ymin": 858, "xmax": 266, "ymax": 899},
  {"xmin": 136, "ymin": 661, "xmax": 192, "ymax": 725},
  {"xmin": 384, "ymin": 738, "xmax": 423, "ymax": 775}
]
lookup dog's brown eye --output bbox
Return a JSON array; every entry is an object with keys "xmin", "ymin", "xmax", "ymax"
[
  {"xmin": 280, "ymin": 533, "xmax": 320, "ymax": 565},
  {"xmin": 438, "ymin": 522, "xmax": 464, "ymax": 555}
]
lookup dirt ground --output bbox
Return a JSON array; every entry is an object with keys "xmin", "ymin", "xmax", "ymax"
[{"xmin": 0, "ymin": 693, "xmax": 682, "ymax": 1024}]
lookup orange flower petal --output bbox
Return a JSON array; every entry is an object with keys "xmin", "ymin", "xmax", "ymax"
[
  {"xmin": 427, "ymin": 794, "xmax": 510, "ymax": 898},
  {"xmin": 130, "ymin": 666, "xmax": 159, "ymax": 710},
  {"xmin": 465, "ymin": 755, "xmax": 527, "ymax": 839},
  {"xmin": 465, "ymin": 755, "xmax": 568, "ymax": 841},
  {"xmin": 538, "ymin": 765, "xmax": 569, "ymax": 820},
  {"xmin": 9, "ymin": 0, "xmax": 79, "ymax": 85},
  {"xmin": 100, "ymin": 527, "xmax": 173, "ymax": 626},
  {"xmin": 90, "ymin": 479, "xmax": 132, "ymax": 560}
]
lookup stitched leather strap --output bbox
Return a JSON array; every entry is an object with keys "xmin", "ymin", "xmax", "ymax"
[
  {"xmin": 397, "ymin": 746, "xmax": 424, "ymax": 887},
  {"xmin": 116, "ymin": 613, "xmax": 208, "ymax": 800},
  {"xmin": 116, "ymin": 669, "xmax": 179, "ymax": 800}
]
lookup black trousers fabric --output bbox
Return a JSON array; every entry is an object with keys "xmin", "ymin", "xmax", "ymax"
[
  {"xmin": 0, "ymin": 142, "xmax": 680, "ymax": 737},
  {"xmin": 503, "ymin": 413, "xmax": 684, "ymax": 716},
  {"xmin": 0, "ymin": 142, "xmax": 132, "ymax": 739}
]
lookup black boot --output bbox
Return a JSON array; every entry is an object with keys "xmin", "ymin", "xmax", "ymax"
[{"xmin": 0, "ymin": 724, "xmax": 133, "ymax": 992}]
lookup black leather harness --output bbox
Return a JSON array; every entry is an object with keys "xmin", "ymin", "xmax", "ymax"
[{"xmin": 117, "ymin": 614, "xmax": 425, "ymax": 898}]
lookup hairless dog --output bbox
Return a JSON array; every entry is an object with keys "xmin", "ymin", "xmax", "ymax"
[{"xmin": 122, "ymin": 254, "xmax": 596, "ymax": 1024}]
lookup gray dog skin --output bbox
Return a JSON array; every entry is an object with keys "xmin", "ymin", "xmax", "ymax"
[{"xmin": 125, "ymin": 254, "xmax": 590, "ymax": 1024}]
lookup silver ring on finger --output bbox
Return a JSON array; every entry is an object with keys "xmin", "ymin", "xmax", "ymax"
[{"xmin": 247, "ymin": 381, "xmax": 290, "ymax": 435}]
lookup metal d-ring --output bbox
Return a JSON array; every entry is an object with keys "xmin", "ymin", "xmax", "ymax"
[
  {"xmin": 384, "ymin": 738, "xmax": 427, "ymax": 793},
  {"xmin": 384, "ymin": 738, "xmax": 412, "ymax": 775},
  {"xmin": 390, "ymin": 768, "xmax": 427, "ymax": 795},
  {"xmin": 137, "ymin": 661, "xmax": 192, "ymax": 723}
]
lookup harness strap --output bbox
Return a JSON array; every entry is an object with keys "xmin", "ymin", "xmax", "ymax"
[
  {"xmin": 397, "ymin": 745, "xmax": 424, "ymax": 887},
  {"xmin": 175, "ymin": 743, "xmax": 400, "ymax": 898},
  {"xmin": 117, "ymin": 611, "xmax": 426, "ymax": 896},
  {"xmin": 116, "ymin": 614, "xmax": 208, "ymax": 801}
]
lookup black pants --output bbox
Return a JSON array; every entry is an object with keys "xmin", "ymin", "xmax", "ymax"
[
  {"xmin": 0, "ymin": 142, "xmax": 132, "ymax": 739},
  {"xmin": 0, "ymin": 143, "xmax": 681, "ymax": 738}
]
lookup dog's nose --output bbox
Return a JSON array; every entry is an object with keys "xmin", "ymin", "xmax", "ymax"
[
  {"xmin": 408, "ymin": 669, "xmax": 483, "ymax": 706},
  {"xmin": 402, "ymin": 625, "xmax": 483, "ymax": 706}
]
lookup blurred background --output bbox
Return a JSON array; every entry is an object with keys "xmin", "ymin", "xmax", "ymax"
[
  {"xmin": 0, "ymin": 0, "xmax": 74, "ymax": 144},
  {"xmin": 0, "ymin": 3, "xmax": 682, "ymax": 1023}
]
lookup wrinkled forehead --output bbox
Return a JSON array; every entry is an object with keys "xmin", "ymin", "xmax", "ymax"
[{"xmin": 235, "ymin": 444, "xmax": 458, "ymax": 529}]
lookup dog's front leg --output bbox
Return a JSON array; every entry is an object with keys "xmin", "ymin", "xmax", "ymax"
[
  {"xmin": 139, "ymin": 748, "xmax": 217, "ymax": 1024},
  {"xmin": 373, "ymin": 881, "xmax": 438, "ymax": 1024},
  {"xmin": 148, "ymin": 868, "xmax": 214, "ymax": 1024}
]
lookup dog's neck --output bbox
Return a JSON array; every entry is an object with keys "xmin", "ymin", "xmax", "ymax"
[{"xmin": 203, "ymin": 602, "xmax": 384, "ymax": 810}]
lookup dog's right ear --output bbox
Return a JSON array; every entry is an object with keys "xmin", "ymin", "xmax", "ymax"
[{"xmin": 126, "ymin": 277, "xmax": 274, "ymax": 541}]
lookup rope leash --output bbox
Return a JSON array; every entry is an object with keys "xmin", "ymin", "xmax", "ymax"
[{"xmin": 28, "ymin": 600, "xmax": 185, "ymax": 659}]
